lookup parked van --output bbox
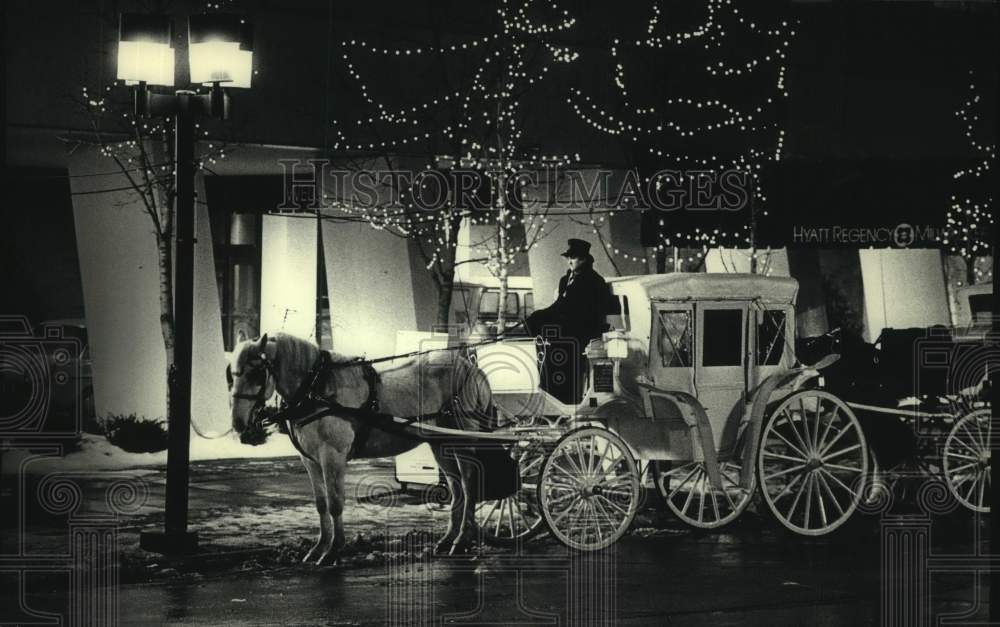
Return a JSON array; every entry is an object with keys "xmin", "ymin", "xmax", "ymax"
[{"xmin": 448, "ymin": 276, "xmax": 535, "ymax": 337}]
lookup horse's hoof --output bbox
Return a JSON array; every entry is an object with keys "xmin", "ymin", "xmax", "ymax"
[
  {"xmin": 433, "ymin": 539, "xmax": 455, "ymax": 556},
  {"xmin": 315, "ymin": 551, "xmax": 340, "ymax": 567}
]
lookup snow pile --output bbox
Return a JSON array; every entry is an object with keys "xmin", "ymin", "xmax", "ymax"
[{"xmin": 3, "ymin": 429, "xmax": 298, "ymax": 475}]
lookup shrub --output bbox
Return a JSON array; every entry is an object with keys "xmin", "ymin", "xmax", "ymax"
[{"xmin": 100, "ymin": 414, "xmax": 169, "ymax": 453}]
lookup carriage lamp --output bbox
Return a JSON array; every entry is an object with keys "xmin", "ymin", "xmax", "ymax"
[
  {"xmin": 120, "ymin": 12, "xmax": 255, "ymax": 556},
  {"xmin": 603, "ymin": 330, "xmax": 629, "ymax": 360}
]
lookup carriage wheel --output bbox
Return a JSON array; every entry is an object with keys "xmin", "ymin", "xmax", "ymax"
[
  {"xmin": 757, "ymin": 390, "xmax": 868, "ymax": 536},
  {"xmin": 943, "ymin": 408, "xmax": 992, "ymax": 514},
  {"xmin": 475, "ymin": 442, "xmax": 547, "ymax": 546},
  {"xmin": 657, "ymin": 460, "xmax": 754, "ymax": 529},
  {"xmin": 539, "ymin": 427, "xmax": 640, "ymax": 551}
]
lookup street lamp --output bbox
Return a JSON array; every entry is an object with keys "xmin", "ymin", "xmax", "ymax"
[
  {"xmin": 189, "ymin": 15, "xmax": 254, "ymax": 89},
  {"xmin": 119, "ymin": 13, "xmax": 255, "ymax": 555},
  {"xmin": 117, "ymin": 15, "xmax": 174, "ymax": 87}
]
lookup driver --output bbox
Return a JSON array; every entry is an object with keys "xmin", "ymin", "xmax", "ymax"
[{"xmin": 526, "ymin": 239, "xmax": 618, "ymax": 402}]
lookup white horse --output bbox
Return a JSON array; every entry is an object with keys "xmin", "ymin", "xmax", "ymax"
[{"xmin": 228, "ymin": 333, "xmax": 493, "ymax": 564}]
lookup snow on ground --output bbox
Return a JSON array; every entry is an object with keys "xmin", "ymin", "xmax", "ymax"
[
  {"xmin": 188, "ymin": 498, "xmax": 449, "ymax": 551},
  {"xmin": 3, "ymin": 429, "xmax": 299, "ymax": 475}
]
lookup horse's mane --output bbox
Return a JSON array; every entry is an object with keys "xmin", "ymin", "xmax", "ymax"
[{"xmin": 270, "ymin": 333, "xmax": 379, "ymax": 401}]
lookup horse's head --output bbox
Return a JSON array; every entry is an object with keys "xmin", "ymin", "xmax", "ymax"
[{"xmin": 228, "ymin": 333, "xmax": 277, "ymax": 442}]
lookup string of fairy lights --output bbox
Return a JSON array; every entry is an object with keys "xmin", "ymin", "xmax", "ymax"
[
  {"xmin": 331, "ymin": 0, "xmax": 797, "ymax": 277},
  {"xmin": 566, "ymin": 0, "xmax": 796, "ymax": 272},
  {"xmin": 331, "ymin": 0, "xmax": 581, "ymax": 277},
  {"xmin": 942, "ymin": 71, "xmax": 994, "ymax": 285}
]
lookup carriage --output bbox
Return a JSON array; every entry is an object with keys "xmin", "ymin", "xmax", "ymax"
[
  {"xmin": 464, "ymin": 273, "xmax": 992, "ymax": 551},
  {"xmin": 256, "ymin": 272, "xmax": 989, "ymax": 555},
  {"xmin": 795, "ymin": 320, "xmax": 993, "ymax": 516}
]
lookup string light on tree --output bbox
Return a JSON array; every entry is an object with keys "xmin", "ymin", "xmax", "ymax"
[
  {"xmin": 569, "ymin": 0, "xmax": 796, "ymax": 270},
  {"xmin": 332, "ymin": 0, "xmax": 581, "ymax": 324},
  {"xmin": 941, "ymin": 71, "xmax": 994, "ymax": 286}
]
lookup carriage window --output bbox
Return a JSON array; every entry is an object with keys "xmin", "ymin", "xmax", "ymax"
[
  {"xmin": 658, "ymin": 310, "xmax": 692, "ymax": 367},
  {"xmin": 757, "ymin": 310, "xmax": 786, "ymax": 366},
  {"xmin": 702, "ymin": 309, "xmax": 743, "ymax": 367},
  {"xmin": 523, "ymin": 292, "xmax": 534, "ymax": 316}
]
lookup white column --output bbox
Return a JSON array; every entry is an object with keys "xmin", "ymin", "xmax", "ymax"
[
  {"xmin": 69, "ymin": 148, "xmax": 167, "ymax": 420},
  {"xmin": 261, "ymin": 215, "xmax": 317, "ymax": 340},
  {"xmin": 454, "ymin": 216, "xmax": 492, "ymax": 284},
  {"xmin": 321, "ymin": 218, "xmax": 419, "ymax": 358},
  {"xmin": 704, "ymin": 248, "xmax": 791, "ymax": 276},
  {"xmin": 190, "ymin": 183, "xmax": 230, "ymax": 436},
  {"xmin": 859, "ymin": 249, "xmax": 950, "ymax": 342}
]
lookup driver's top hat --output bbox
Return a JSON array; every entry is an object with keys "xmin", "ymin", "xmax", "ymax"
[{"xmin": 560, "ymin": 238, "xmax": 592, "ymax": 258}]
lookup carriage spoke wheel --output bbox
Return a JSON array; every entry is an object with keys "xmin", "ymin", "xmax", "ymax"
[
  {"xmin": 658, "ymin": 461, "xmax": 754, "ymax": 529},
  {"xmin": 944, "ymin": 408, "xmax": 992, "ymax": 514},
  {"xmin": 475, "ymin": 442, "xmax": 547, "ymax": 546},
  {"xmin": 539, "ymin": 427, "xmax": 640, "ymax": 551},
  {"xmin": 757, "ymin": 390, "xmax": 868, "ymax": 536}
]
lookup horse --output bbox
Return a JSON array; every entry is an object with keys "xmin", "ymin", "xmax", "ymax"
[{"xmin": 228, "ymin": 332, "xmax": 494, "ymax": 565}]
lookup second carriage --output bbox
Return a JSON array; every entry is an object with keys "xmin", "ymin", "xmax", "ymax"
[{"xmin": 462, "ymin": 273, "xmax": 990, "ymax": 551}]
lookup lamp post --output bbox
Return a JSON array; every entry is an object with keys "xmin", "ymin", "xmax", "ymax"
[{"xmin": 117, "ymin": 13, "xmax": 254, "ymax": 555}]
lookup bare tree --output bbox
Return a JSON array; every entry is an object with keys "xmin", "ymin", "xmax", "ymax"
[
  {"xmin": 67, "ymin": 78, "xmax": 229, "ymax": 422},
  {"xmin": 329, "ymin": 1, "xmax": 578, "ymax": 328}
]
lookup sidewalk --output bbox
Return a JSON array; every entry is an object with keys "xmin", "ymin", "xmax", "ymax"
[{"xmin": 3, "ymin": 445, "xmax": 453, "ymax": 583}]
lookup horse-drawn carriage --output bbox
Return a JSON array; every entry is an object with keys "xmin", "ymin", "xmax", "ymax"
[
  {"xmin": 232, "ymin": 273, "xmax": 991, "ymax": 560},
  {"xmin": 470, "ymin": 273, "xmax": 992, "ymax": 550},
  {"xmin": 795, "ymin": 318, "xmax": 993, "ymax": 515}
]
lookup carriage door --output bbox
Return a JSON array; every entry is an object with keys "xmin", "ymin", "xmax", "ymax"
[
  {"xmin": 753, "ymin": 305, "xmax": 791, "ymax": 389},
  {"xmin": 695, "ymin": 302, "xmax": 748, "ymax": 449}
]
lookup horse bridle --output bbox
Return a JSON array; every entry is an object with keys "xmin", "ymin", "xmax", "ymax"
[{"xmin": 228, "ymin": 352, "xmax": 277, "ymax": 405}]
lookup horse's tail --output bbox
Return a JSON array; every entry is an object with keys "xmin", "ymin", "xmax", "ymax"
[
  {"xmin": 472, "ymin": 357, "xmax": 494, "ymax": 421},
  {"xmin": 453, "ymin": 354, "xmax": 494, "ymax": 430}
]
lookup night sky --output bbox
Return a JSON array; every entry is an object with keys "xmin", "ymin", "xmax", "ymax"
[{"xmin": 4, "ymin": 0, "xmax": 997, "ymax": 237}]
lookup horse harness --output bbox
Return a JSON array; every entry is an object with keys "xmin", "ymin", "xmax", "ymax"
[
  {"xmin": 274, "ymin": 350, "xmax": 382, "ymax": 463},
  {"xmin": 240, "ymin": 336, "xmax": 499, "ymax": 463}
]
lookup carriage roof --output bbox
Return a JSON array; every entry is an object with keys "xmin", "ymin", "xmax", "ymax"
[{"xmin": 608, "ymin": 273, "xmax": 799, "ymax": 305}]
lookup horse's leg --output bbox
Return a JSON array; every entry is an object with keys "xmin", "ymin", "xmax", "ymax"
[
  {"xmin": 302, "ymin": 457, "xmax": 332, "ymax": 564},
  {"xmin": 452, "ymin": 455, "xmax": 480, "ymax": 553},
  {"xmin": 432, "ymin": 446, "xmax": 463, "ymax": 554},
  {"xmin": 329, "ymin": 450, "xmax": 350, "ymax": 558},
  {"xmin": 315, "ymin": 446, "xmax": 350, "ymax": 566}
]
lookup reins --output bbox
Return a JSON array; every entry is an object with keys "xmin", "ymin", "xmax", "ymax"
[{"xmin": 322, "ymin": 319, "xmax": 529, "ymax": 371}]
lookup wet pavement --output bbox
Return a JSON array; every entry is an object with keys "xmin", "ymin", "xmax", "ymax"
[{"xmin": 3, "ymin": 455, "xmax": 991, "ymax": 625}]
